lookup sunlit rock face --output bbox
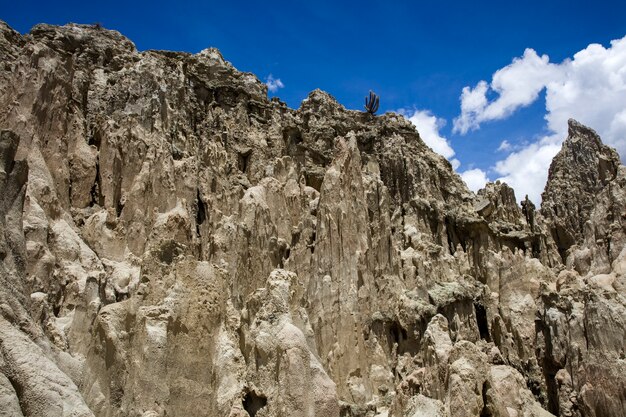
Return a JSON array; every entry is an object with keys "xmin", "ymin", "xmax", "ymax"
[{"xmin": 0, "ymin": 21, "xmax": 624, "ymax": 417}]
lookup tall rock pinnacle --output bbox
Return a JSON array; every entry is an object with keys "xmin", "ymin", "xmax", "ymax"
[{"xmin": 541, "ymin": 119, "xmax": 622, "ymax": 259}]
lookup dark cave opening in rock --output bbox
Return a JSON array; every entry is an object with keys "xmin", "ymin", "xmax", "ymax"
[
  {"xmin": 387, "ymin": 321, "xmax": 419, "ymax": 356},
  {"xmin": 389, "ymin": 321, "xmax": 406, "ymax": 346},
  {"xmin": 369, "ymin": 318, "xmax": 419, "ymax": 357},
  {"xmin": 304, "ymin": 171, "xmax": 323, "ymax": 192},
  {"xmin": 89, "ymin": 160, "xmax": 104, "ymax": 207},
  {"xmin": 480, "ymin": 381, "xmax": 493, "ymax": 417},
  {"xmin": 474, "ymin": 303, "xmax": 491, "ymax": 341},
  {"xmin": 195, "ymin": 188, "xmax": 207, "ymax": 237},
  {"xmin": 116, "ymin": 198, "xmax": 124, "ymax": 217},
  {"xmin": 444, "ymin": 215, "xmax": 467, "ymax": 256},
  {"xmin": 88, "ymin": 128, "xmax": 102, "ymax": 149},
  {"xmin": 243, "ymin": 390, "xmax": 267, "ymax": 417},
  {"xmin": 238, "ymin": 149, "xmax": 252, "ymax": 174},
  {"xmin": 283, "ymin": 126, "xmax": 302, "ymax": 147}
]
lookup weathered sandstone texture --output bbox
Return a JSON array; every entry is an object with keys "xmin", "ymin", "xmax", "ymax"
[{"xmin": 0, "ymin": 21, "xmax": 624, "ymax": 417}]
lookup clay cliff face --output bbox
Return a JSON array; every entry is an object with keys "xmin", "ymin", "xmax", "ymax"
[{"xmin": 0, "ymin": 21, "xmax": 624, "ymax": 417}]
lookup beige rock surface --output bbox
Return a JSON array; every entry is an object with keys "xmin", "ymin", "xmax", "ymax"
[{"xmin": 0, "ymin": 21, "xmax": 624, "ymax": 417}]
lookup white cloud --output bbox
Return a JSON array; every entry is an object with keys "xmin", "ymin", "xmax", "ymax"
[
  {"xmin": 493, "ymin": 136, "xmax": 562, "ymax": 203},
  {"xmin": 497, "ymin": 140, "xmax": 511, "ymax": 151},
  {"xmin": 460, "ymin": 168, "xmax": 490, "ymax": 193},
  {"xmin": 453, "ymin": 49, "xmax": 562, "ymax": 134},
  {"xmin": 543, "ymin": 38, "xmax": 626, "ymax": 155},
  {"xmin": 401, "ymin": 109, "xmax": 456, "ymax": 159},
  {"xmin": 455, "ymin": 81, "xmax": 489, "ymax": 135},
  {"xmin": 265, "ymin": 74, "xmax": 284, "ymax": 93},
  {"xmin": 454, "ymin": 35, "xmax": 626, "ymax": 203},
  {"xmin": 400, "ymin": 109, "xmax": 485, "ymax": 186}
]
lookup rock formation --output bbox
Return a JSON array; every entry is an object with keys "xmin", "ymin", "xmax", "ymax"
[{"xmin": 0, "ymin": 21, "xmax": 624, "ymax": 417}]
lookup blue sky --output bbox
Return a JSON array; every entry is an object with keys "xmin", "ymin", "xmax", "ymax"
[{"xmin": 2, "ymin": 0, "xmax": 626, "ymax": 202}]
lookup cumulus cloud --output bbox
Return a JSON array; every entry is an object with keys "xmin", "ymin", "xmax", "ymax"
[
  {"xmin": 460, "ymin": 168, "xmax": 490, "ymax": 193},
  {"xmin": 454, "ymin": 35, "xmax": 626, "ymax": 203},
  {"xmin": 543, "ymin": 38, "xmax": 626, "ymax": 155},
  {"xmin": 401, "ymin": 109, "xmax": 460, "ymax": 169},
  {"xmin": 493, "ymin": 136, "xmax": 562, "ymax": 203},
  {"xmin": 265, "ymin": 74, "xmax": 284, "ymax": 93},
  {"xmin": 453, "ymin": 49, "xmax": 562, "ymax": 134}
]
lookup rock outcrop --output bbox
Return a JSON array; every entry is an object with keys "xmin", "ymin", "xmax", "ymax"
[
  {"xmin": 0, "ymin": 21, "xmax": 624, "ymax": 417},
  {"xmin": 542, "ymin": 119, "xmax": 622, "ymax": 262}
]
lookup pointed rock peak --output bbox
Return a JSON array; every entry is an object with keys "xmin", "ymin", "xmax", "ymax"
[
  {"xmin": 541, "ymin": 120, "xmax": 622, "ymax": 257},
  {"xmin": 556, "ymin": 119, "xmax": 621, "ymax": 178},
  {"xmin": 566, "ymin": 118, "xmax": 603, "ymax": 146},
  {"xmin": 305, "ymin": 89, "xmax": 336, "ymax": 102},
  {"xmin": 299, "ymin": 89, "xmax": 344, "ymax": 113},
  {"xmin": 197, "ymin": 47, "xmax": 228, "ymax": 65}
]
